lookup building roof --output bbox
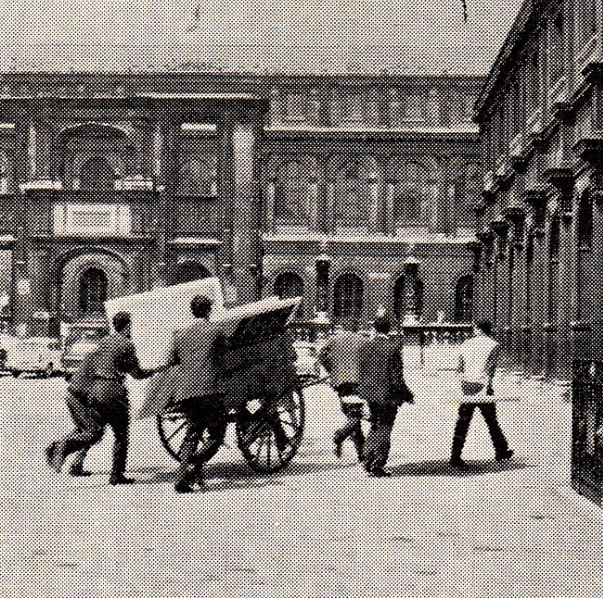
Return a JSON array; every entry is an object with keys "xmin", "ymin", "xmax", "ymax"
[{"xmin": 0, "ymin": 0, "xmax": 523, "ymax": 76}]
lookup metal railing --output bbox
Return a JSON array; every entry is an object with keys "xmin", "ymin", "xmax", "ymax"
[{"xmin": 572, "ymin": 360, "xmax": 603, "ymax": 507}]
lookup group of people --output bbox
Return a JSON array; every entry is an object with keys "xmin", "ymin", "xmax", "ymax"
[
  {"xmin": 319, "ymin": 317, "xmax": 513, "ymax": 474},
  {"xmin": 46, "ymin": 295, "xmax": 226, "ymax": 493},
  {"xmin": 45, "ymin": 294, "xmax": 514, "ymax": 492}
]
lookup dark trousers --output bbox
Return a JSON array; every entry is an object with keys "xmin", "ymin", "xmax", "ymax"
[
  {"xmin": 451, "ymin": 402, "xmax": 509, "ymax": 460},
  {"xmin": 64, "ymin": 391, "xmax": 102, "ymax": 470},
  {"xmin": 333, "ymin": 383, "xmax": 364, "ymax": 459},
  {"xmin": 59, "ymin": 395, "xmax": 129, "ymax": 478},
  {"xmin": 174, "ymin": 396, "xmax": 225, "ymax": 487},
  {"xmin": 363, "ymin": 402, "xmax": 398, "ymax": 472}
]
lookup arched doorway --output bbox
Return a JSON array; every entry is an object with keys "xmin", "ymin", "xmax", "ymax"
[
  {"xmin": 78, "ymin": 267, "xmax": 108, "ymax": 315},
  {"xmin": 333, "ymin": 274, "xmax": 363, "ymax": 323},
  {"xmin": 393, "ymin": 275, "xmax": 424, "ymax": 321},
  {"xmin": 454, "ymin": 275, "xmax": 474, "ymax": 323},
  {"xmin": 172, "ymin": 261, "xmax": 211, "ymax": 285}
]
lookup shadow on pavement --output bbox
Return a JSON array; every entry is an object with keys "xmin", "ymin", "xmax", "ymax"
[{"xmin": 388, "ymin": 458, "xmax": 531, "ymax": 477}]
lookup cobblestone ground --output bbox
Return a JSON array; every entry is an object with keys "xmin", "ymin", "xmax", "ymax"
[{"xmin": 1, "ymin": 371, "xmax": 603, "ymax": 597}]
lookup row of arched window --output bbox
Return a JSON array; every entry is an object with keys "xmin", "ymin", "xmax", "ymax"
[
  {"xmin": 271, "ymin": 159, "xmax": 480, "ymax": 227},
  {"xmin": 274, "ymin": 272, "xmax": 474, "ymax": 323},
  {"xmin": 76, "ymin": 265, "xmax": 474, "ymax": 323}
]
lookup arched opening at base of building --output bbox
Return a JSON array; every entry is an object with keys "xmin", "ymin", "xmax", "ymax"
[{"xmin": 333, "ymin": 273, "xmax": 363, "ymax": 324}]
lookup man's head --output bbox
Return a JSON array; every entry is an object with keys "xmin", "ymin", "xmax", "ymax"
[
  {"xmin": 474, "ymin": 319, "xmax": 493, "ymax": 336},
  {"xmin": 190, "ymin": 295, "xmax": 213, "ymax": 319},
  {"xmin": 113, "ymin": 311, "xmax": 132, "ymax": 337},
  {"xmin": 373, "ymin": 316, "xmax": 391, "ymax": 336}
]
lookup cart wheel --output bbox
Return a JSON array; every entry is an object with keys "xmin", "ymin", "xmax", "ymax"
[
  {"xmin": 236, "ymin": 386, "xmax": 305, "ymax": 473},
  {"xmin": 156, "ymin": 404, "xmax": 227, "ymax": 463}
]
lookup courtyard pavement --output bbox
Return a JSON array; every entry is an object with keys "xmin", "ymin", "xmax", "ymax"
[{"xmin": 1, "ymin": 370, "xmax": 602, "ymax": 597}]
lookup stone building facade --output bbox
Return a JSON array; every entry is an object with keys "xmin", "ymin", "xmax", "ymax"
[
  {"xmin": 0, "ymin": 72, "xmax": 482, "ymax": 335},
  {"xmin": 473, "ymin": 0, "xmax": 602, "ymax": 381}
]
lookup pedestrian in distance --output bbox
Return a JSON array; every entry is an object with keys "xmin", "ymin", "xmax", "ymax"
[
  {"xmin": 46, "ymin": 348, "xmax": 103, "ymax": 477},
  {"xmin": 318, "ymin": 319, "xmax": 366, "ymax": 461},
  {"xmin": 450, "ymin": 319, "xmax": 514, "ymax": 468},
  {"xmin": 167, "ymin": 295, "xmax": 227, "ymax": 494},
  {"xmin": 358, "ymin": 315, "xmax": 414, "ymax": 477},
  {"xmin": 48, "ymin": 311, "xmax": 159, "ymax": 485}
]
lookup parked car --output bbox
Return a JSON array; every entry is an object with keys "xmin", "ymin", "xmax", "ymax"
[
  {"xmin": 61, "ymin": 322, "xmax": 108, "ymax": 379},
  {"xmin": 6, "ymin": 336, "xmax": 62, "ymax": 378},
  {"xmin": 293, "ymin": 341, "xmax": 322, "ymax": 379},
  {"xmin": 0, "ymin": 334, "xmax": 19, "ymax": 372}
]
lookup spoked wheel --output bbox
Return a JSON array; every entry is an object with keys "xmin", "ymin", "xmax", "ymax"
[
  {"xmin": 236, "ymin": 386, "xmax": 305, "ymax": 473},
  {"xmin": 156, "ymin": 402, "xmax": 227, "ymax": 463}
]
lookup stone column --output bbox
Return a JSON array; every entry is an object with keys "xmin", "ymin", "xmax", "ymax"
[
  {"xmin": 307, "ymin": 157, "xmax": 319, "ymax": 231},
  {"xmin": 385, "ymin": 180, "xmax": 395, "ymax": 236},
  {"xmin": 226, "ymin": 113, "xmax": 263, "ymax": 304},
  {"xmin": 402, "ymin": 257, "xmax": 420, "ymax": 324},
  {"xmin": 366, "ymin": 159, "xmax": 381, "ymax": 234},
  {"xmin": 265, "ymin": 180, "xmax": 276, "ymax": 233},
  {"xmin": 315, "ymin": 256, "xmax": 331, "ymax": 317}
]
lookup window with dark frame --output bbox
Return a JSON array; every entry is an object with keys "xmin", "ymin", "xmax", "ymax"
[{"xmin": 79, "ymin": 268, "xmax": 108, "ymax": 314}]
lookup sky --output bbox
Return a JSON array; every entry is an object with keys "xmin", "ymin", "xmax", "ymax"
[{"xmin": 0, "ymin": 0, "xmax": 525, "ymax": 74}]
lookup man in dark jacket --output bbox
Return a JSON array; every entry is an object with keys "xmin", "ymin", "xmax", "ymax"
[
  {"xmin": 46, "ymin": 349, "xmax": 102, "ymax": 476},
  {"xmin": 167, "ymin": 295, "xmax": 226, "ymax": 494},
  {"xmin": 49, "ymin": 312, "xmax": 157, "ymax": 485},
  {"xmin": 319, "ymin": 319, "xmax": 367, "ymax": 460},
  {"xmin": 358, "ymin": 316, "xmax": 413, "ymax": 477}
]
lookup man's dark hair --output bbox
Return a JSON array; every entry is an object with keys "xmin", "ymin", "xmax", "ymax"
[
  {"xmin": 113, "ymin": 311, "xmax": 131, "ymax": 333},
  {"xmin": 373, "ymin": 316, "xmax": 391, "ymax": 335},
  {"xmin": 475, "ymin": 319, "xmax": 493, "ymax": 336},
  {"xmin": 190, "ymin": 295, "xmax": 213, "ymax": 319}
]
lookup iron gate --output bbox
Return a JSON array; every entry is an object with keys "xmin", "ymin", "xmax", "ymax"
[{"xmin": 572, "ymin": 360, "xmax": 603, "ymax": 506}]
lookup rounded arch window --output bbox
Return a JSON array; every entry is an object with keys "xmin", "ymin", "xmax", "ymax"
[
  {"xmin": 173, "ymin": 262, "xmax": 211, "ymax": 285},
  {"xmin": 391, "ymin": 161, "xmax": 436, "ymax": 225},
  {"xmin": 79, "ymin": 268, "xmax": 108, "ymax": 314},
  {"xmin": 454, "ymin": 275, "xmax": 474, "ymax": 323},
  {"xmin": 334, "ymin": 161, "xmax": 369, "ymax": 227},
  {"xmin": 393, "ymin": 275, "xmax": 424, "ymax": 320},
  {"xmin": 79, "ymin": 157, "xmax": 116, "ymax": 191},
  {"xmin": 333, "ymin": 274, "xmax": 363, "ymax": 323}
]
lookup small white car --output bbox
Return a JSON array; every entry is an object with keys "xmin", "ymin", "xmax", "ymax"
[
  {"xmin": 294, "ymin": 342, "xmax": 322, "ymax": 379},
  {"xmin": 6, "ymin": 336, "xmax": 63, "ymax": 378}
]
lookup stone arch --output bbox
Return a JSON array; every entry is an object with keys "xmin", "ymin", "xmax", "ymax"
[{"xmin": 52, "ymin": 247, "xmax": 131, "ymax": 321}]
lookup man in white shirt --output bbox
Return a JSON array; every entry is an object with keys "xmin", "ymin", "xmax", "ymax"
[{"xmin": 450, "ymin": 319, "xmax": 513, "ymax": 467}]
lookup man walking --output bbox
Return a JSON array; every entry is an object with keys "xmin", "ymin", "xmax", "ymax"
[
  {"xmin": 358, "ymin": 316, "xmax": 414, "ymax": 477},
  {"xmin": 319, "ymin": 320, "xmax": 366, "ymax": 460},
  {"xmin": 450, "ymin": 319, "xmax": 514, "ymax": 467},
  {"xmin": 168, "ymin": 295, "xmax": 226, "ymax": 493},
  {"xmin": 48, "ymin": 312, "xmax": 157, "ymax": 485},
  {"xmin": 46, "ymin": 349, "xmax": 102, "ymax": 476}
]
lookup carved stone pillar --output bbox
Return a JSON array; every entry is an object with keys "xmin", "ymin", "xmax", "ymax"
[{"xmin": 315, "ymin": 255, "xmax": 331, "ymax": 316}]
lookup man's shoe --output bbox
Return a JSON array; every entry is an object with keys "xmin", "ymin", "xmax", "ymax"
[
  {"xmin": 45, "ymin": 443, "xmax": 57, "ymax": 469},
  {"xmin": 49, "ymin": 442, "xmax": 66, "ymax": 473},
  {"xmin": 109, "ymin": 475, "xmax": 135, "ymax": 485},
  {"xmin": 449, "ymin": 458, "xmax": 466, "ymax": 468},
  {"xmin": 368, "ymin": 468, "xmax": 391, "ymax": 478},
  {"xmin": 495, "ymin": 449, "xmax": 514, "ymax": 462},
  {"xmin": 174, "ymin": 481, "xmax": 194, "ymax": 494},
  {"xmin": 333, "ymin": 439, "xmax": 343, "ymax": 459},
  {"xmin": 69, "ymin": 465, "xmax": 92, "ymax": 477}
]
